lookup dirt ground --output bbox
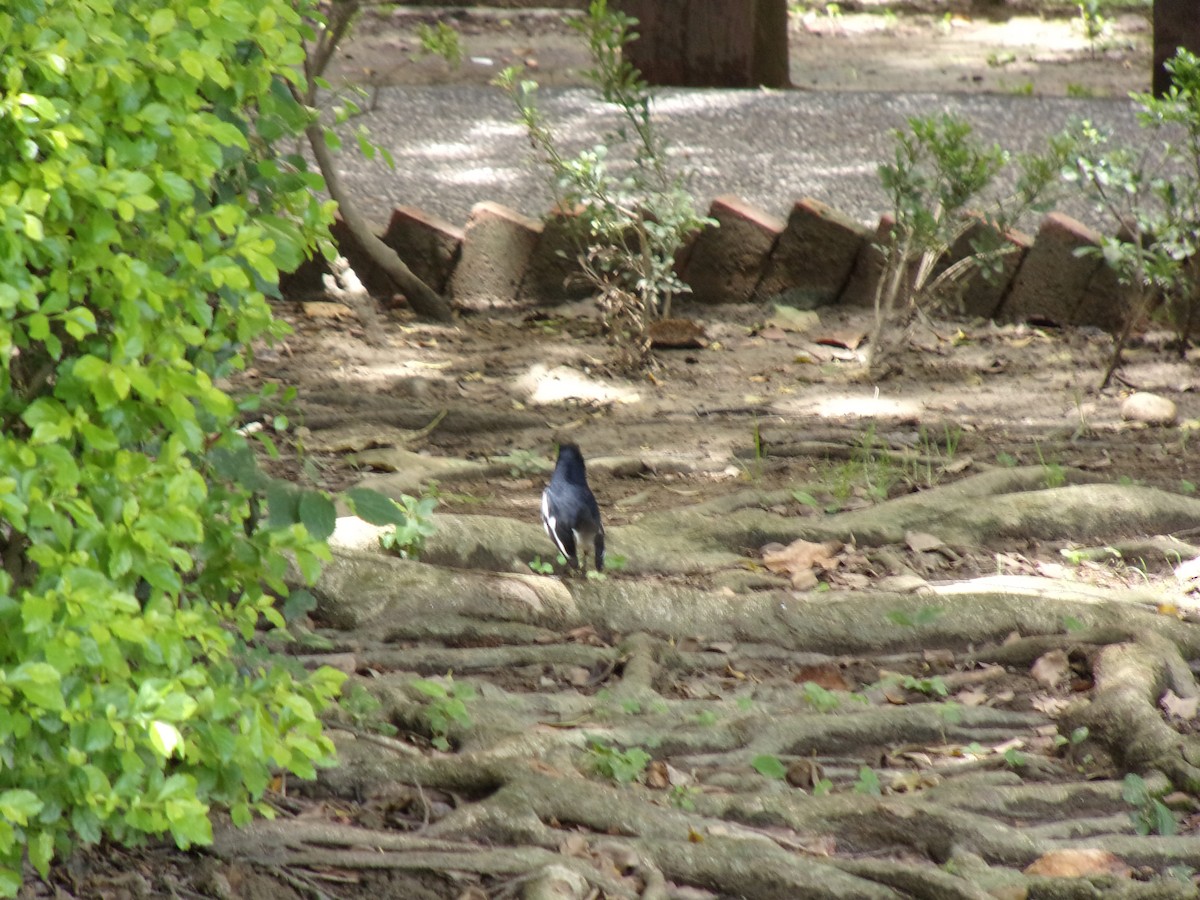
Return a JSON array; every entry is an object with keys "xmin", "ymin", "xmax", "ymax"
[
  {"xmin": 32, "ymin": 5, "xmax": 1200, "ymax": 900},
  {"xmin": 328, "ymin": 2, "xmax": 1153, "ymax": 97}
]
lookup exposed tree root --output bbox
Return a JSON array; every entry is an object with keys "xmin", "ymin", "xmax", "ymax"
[{"xmin": 238, "ymin": 471, "xmax": 1200, "ymax": 897}]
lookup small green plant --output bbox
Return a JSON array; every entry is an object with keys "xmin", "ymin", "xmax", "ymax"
[
  {"xmin": 1066, "ymin": 83, "xmax": 1097, "ymax": 99},
  {"xmin": 496, "ymin": 0, "xmax": 714, "ymax": 368},
  {"xmin": 694, "ymin": 709, "xmax": 719, "ymax": 726},
  {"xmin": 812, "ymin": 778, "xmax": 834, "ymax": 797},
  {"xmin": 529, "ymin": 556, "xmax": 556, "ymax": 575},
  {"xmin": 1003, "ymin": 747, "xmax": 1028, "ymax": 769},
  {"xmin": 869, "ymin": 114, "xmax": 1069, "ymax": 375},
  {"xmin": 1075, "ymin": 0, "xmax": 1112, "ymax": 57},
  {"xmin": 1033, "ymin": 442, "xmax": 1066, "ymax": 488},
  {"xmin": 1062, "ymin": 615, "xmax": 1086, "ymax": 633},
  {"xmin": 415, "ymin": 21, "xmax": 464, "ymax": 67},
  {"xmin": 495, "ymin": 448, "xmax": 549, "ymax": 477},
  {"xmin": 886, "ymin": 605, "xmax": 944, "ymax": 628},
  {"xmin": 411, "ymin": 676, "xmax": 475, "ymax": 752},
  {"xmin": 1064, "ymin": 51, "xmax": 1200, "ymax": 384},
  {"xmin": 668, "ymin": 784, "xmax": 700, "ymax": 810},
  {"xmin": 854, "ymin": 766, "xmax": 883, "ymax": 795},
  {"xmin": 937, "ymin": 702, "xmax": 963, "ymax": 725},
  {"xmin": 802, "ymin": 681, "xmax": 842, "ymax": 713},
  {"xmin": 910, "ymin": 422, "xmax": 963, "ymax": 487},
  {"xmin": 995, "ymin": 451, "xmax": 1017, "ymax": 467},
  {"xmin": 605, "ymin": 553, "xmax": 628, "ymax": 571},
  {"xmin": 1054, "ymin": 725, "xmax": 1090, "ymax": 757},
  {"xmin": 378, "ymin": 492, "xmax": 439, "ymax": 558},
  {"xmin": 901, "ymin": 675, "xmax": 949, "ymax": 698},
  {"xmin": 1123, "ymin": 773, "xmax": 1178, "ymax": 835},
  {"xmin": 587, "ymin": 741, "xmax": 652, "ymax": 783},
  {"xmin": 751, "ymin": 754, "xmax": 788, "ymax": 780},
  {"xmin": 338, "ymin": 682, "xmax": 398, "ymax": 737},
  {"xmin": 1182, "ymin": 479, "xmax": 1197, "ymax": 495}
]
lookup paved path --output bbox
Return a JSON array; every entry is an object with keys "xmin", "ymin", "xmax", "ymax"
[{"xmin": 334, "ymin": 86, "xmax": 1147, "ymax": 233}]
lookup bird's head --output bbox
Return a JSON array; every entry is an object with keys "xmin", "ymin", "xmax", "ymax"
[{"xmin": 553, "ymin": 442, "xmax": 588, "ymax": 480}]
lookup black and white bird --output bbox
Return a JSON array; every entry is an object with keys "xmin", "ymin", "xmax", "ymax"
[{"xmin": 541, "ymin": 443, "xmax": 605, "ymax": 573}]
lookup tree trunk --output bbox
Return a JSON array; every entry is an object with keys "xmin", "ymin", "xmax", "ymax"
[
  {"xmin": 1153, "ymin": 0, "xmax": 1200, "ymax": 97},
  {"xmin": 616, "ymin": 0, "xmax": 790, "ymax": 89}
]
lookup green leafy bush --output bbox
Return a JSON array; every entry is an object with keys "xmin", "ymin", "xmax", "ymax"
[
  {"xmin": 497, "ymin": 0, "xmax": 713, "ymax": 368},
  {"xmin": 586, "ymin": 740, "xmax": 651, "ymax": 783},
  {"xmin": 0, "ymin": 0, "xmax": 357, "ymax": 890},
  {"xmin": 411, "ymin": 676, "xmax": 475, "ymax": 751},
  {"xmin": 376, "ymin": 492, "xmax": 438, "ymax": 559},
  {"xmin": 871, "ymin": 114, "xmax": 1068, "ymax": 375},
  {"xmin": 1066, "ymin": 50, "xmax": 1200, "ymax": 386}
]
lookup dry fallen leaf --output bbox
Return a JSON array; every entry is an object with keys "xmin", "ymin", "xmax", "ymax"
[
  {"xmin": 906, "ymin": 531, "xmax": 945, "ymax": 553},
  {"xmin": 814, "ymin": 328, "xmax": 866, "ymax": 350},
  {"xmin": 1030, "ymin": 695, "xmax": 1070, "ymax": 716},
  {"xmin": 786, "ymin": 757, "xmax": 824, "ymax": 790},
  {"xmin": 762, "ymin": 538, "xmax": 843, "ymax": 589},
  {"xmin": 1024, "ymin": 848, "xmax": 1132, "ymax": 878},
  {"xmin": 793, "ymin": 664, "xmax": 851, "ymax": 692},
  {"xmin": 1161, "ymin": 689, "xmax": 1199, "ymax": 720},
  {"xmin": 645, "ymin": 760, "xmax": 671, "ymax": 790},
  {"xmin": 955, "ymin": 687, "xmax": 988, "ymax": 707},
  {"xmin": 922, "ymin": 648, "xmax": 955, "ymax": 667},
  {"xmin": 1031, "ymin": 649, "xmax": 1070, "ymax": 689}
]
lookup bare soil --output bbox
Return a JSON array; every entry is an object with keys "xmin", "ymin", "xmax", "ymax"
[
  {"xmin": 329, "ymin": 3, "xmax": 1153, "ymax": 97},
  {"xmin": 32, "ymin": 6, "xmax": 1200, "ymax": 900}
]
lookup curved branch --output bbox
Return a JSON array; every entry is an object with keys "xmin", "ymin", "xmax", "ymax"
[{"xmin": 306, "ymin": 123, "xmax": 455, "ymax": 323}]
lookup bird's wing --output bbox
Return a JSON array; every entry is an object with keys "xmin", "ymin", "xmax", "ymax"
[{"xmin": 541, "ymin": 488, "xmax": 578, "ymax": 563}]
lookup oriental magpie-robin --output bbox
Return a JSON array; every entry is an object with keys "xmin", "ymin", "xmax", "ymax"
[{"xmin": 541, "ymin": 443, "xmax": 605, "ymax": 572}]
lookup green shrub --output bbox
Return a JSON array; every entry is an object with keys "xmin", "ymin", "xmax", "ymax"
[
  {"xmin": 1066, "ymin": 49, "xmax": 1200, "ymax": 386},
  {"xmin": 870, "ymin": 114, "xmax": 1068, "ymax": 375},
  {"xmin": 0, "ymin": 0, "xmax": 361, "ymax": 890},
  {"xmin": 497, "ymin": 0, "xmax": 713, "ymax": 369}
]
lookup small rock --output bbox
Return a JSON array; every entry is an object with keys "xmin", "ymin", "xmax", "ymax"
[{"xmin": 1120, "ymin": 391, "xmax": 1177, "ymax": 426}]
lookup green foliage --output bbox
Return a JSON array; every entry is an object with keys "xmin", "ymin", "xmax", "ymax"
[
  {"xmin": 1123, "ymin": 774, "xmax": 1177, "ymax": 835},
  {"xmin": 1034, "ymin": 442, "xmax": 1066, "ymax": 488},
  {"xmin": 854, "ymin": 766, "xmax": 883, "ymax": 796},
  {"xmin": 871, "ymin": 113, "xmax": 1068, "ymax": 374},
  {"xmin": 900, "ymin": 675, "xmax": 949, "ymax": 698},
  {"xmin": 336, "ymin": 682, "xmax": 397, "ymax": 737},
  {"xmin": 751, "ymin": 754, "xmax": 788, "ymax": 780},
  {"xmin": 411, "ymin": 676, "xmax": 475, "ymax": 752},
  {"xmin": 1065, "ymin": 50, "xmax": 1200, "ymax": 386},
  {"xmin": 0, "ymin": 0, "xmax": 346, "ymax": 889},
  {"xmin": 587, "ymin": 740, "xmax": 651, "ymax": 784},
  {"xmin": 495, "ymin": 448, "xmax": 550, "ymax": 477},
  {"xmin": 1062, "ymin": 616, "xmax": 1086, "ymax": 633},
  {"xmin": 1075, "ymin": 0, "xmax": 1112, "ymax": 55},
  {"xmin": 528, "ymin": 556, "xmax": 556, "ymax": 575},
  {"xmin": 801, "ymin": 681, "xmax": 842, "ymax": 713},
  {"xmin": 886, "ymin": 605, "xmax": 944, "ymax": 628},
  {"xmin": 377, "ymin": 492, "xmax": 438, "ymax": 559},
  {"xmin": 668, "ymin": 784, "xmax": 699, "ymax": 810},
  {"xmin": 415, "ymin": 21, "xmax": 463, "ymax": 68},
  {"xmin": 496, "ymin": 0, "xmax": 713, "ymax": 368},
  {"xmin": 1003, "ymin": 747, "xmax": 1028, "ymax": 769}
]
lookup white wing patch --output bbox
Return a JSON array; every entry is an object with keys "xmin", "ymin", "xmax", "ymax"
[{"xmin": 541, "ymin": 491, "xmax": 569, "ymax": 557}]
